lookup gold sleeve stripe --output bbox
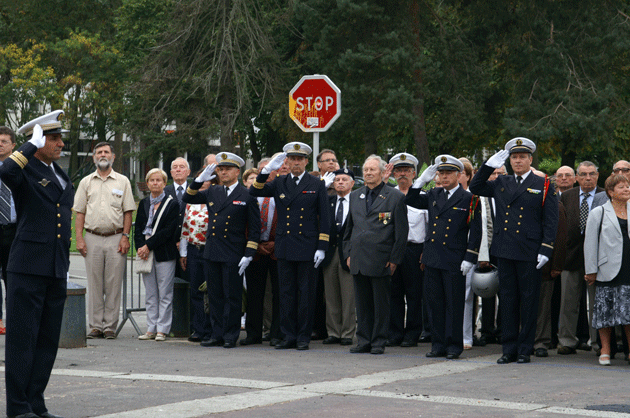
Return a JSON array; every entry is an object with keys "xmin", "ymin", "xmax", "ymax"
[
  {"xmin": 541, "ymin": 243, "xmax": 554, "ymax": 249},
  {"xmin": 186, "ymin": 187, "xmax": 198, "ymax": 196},
  {"xmin": 15, "ymin": 151, "xmax": 28, "ymax": 166},
  {"xmin": 246, "ymin": 241, "xmax": 259, "ymax": 250},
  {"xmin": 319, "ymin": 233, "xmax": 330, "ymax": 242},
  {"xmin": 9, "ymin": 153, "xmax": 26, "ymax": 169},
  {"xmin": 253, "ymin": 181, "xmax": 265, "ymax": 189},
  {"xmin": 466, "ymin": 249, "xmax": 479, "ymax": 255}
]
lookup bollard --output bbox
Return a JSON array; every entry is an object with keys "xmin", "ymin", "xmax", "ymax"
[
  {"xmin": 59, "ymin": 281, "xmax": 87, "ymax": 348},
  {"xmin": 170, "ymin": 277, "xmax": 190, "ymax": 337}
]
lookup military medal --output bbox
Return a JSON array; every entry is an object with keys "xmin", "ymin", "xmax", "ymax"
[
  {"xmin": 359, "ymin": 193, "xmax": 365, "ymax": 199},
  {"xmin": 209, "ymin": 202, "xmax": 214, "ymax": 206},
  {"xmin": 279, "ymin": 193, "xmax": 285, "ymax": 199},
  {"xmin": 39, "ymin": 179, "xmax": 50, "ymax": 187}
]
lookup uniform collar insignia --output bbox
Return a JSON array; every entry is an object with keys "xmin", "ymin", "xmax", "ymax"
[{"xmin": 39, "ymin": 178, "xmax": 50, "ymax": 187}]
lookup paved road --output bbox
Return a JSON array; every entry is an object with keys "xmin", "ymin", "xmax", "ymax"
[{"xmin": 1, "ymin": 254, "xmax": 630, "ymax": 417}]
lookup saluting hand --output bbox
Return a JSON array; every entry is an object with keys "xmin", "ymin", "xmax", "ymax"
[
  {"xmin": 262, "ymin": 153, "xmax": 286, "ymax": 174},
  {"xmin": 322, "ymin": 171, "xmax": 335, "ymax": 188},
  {"xmin": 28, "ymin": 124, "xmax": 46, "ymax": 149},
  {"xmin": 486, "ymin": 149, "xmax": 509, "ymax": 169},
  {"xmin": 196, "ymin": 163, "xmax": 216, "ymax": 183},
  {"xmin": 412, "ymin": 164, "xmax": 438, "ymax": 189}
]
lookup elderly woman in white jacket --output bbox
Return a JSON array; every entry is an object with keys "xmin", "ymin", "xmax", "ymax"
[{"xmin": 584, "ymin": 173, "xmax": 630, "ymax": 366}]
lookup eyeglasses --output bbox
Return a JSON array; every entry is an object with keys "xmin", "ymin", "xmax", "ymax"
[
  {"xmin": 577, "ymin": 172, "xmax": 597, "ymax": 177},
  {"xmin": 613, "ymin": 168, "xmax": 630, "ymax": 173},
  {"xmin": 320, "ymin": 158, "xmax": 338, "ymax": 163}
]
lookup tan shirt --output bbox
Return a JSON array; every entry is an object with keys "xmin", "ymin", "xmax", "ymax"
[{"xmin": 73, "ymin": 170, "xmax": 136, "ymax": 232}]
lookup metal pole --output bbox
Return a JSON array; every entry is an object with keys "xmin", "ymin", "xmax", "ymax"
[{"xmin": 313, "ymin": 131, "xmax": 319, "ymax": 171}]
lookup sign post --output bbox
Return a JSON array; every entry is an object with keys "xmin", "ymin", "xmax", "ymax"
[{"xmin": 289, "ymin": 75, "xmax": 341, "ymax": 170}]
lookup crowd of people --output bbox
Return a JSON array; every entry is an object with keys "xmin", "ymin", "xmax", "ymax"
[{"xmin": 2, "ymin": 109, "xmax": 630, "ymax": 417}]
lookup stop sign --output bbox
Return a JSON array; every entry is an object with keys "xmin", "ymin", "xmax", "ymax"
[{"xmin": 289, "ymin": 75, "xmax": 341, "ymax": 132}]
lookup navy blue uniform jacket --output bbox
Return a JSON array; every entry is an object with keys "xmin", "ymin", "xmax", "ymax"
[
  {"xmin": 184, "ymin": 182, "xmax": 260, "ymax": 263},
  {"xmin": 0, "ymin": 142, "xmax": 74, "ymax": 279},
  {"xmin": 470, "ymin": 164, "xmax": 558, "ymax": 261},
  {"xmin": 250, "ymin": 172, "xmax": 330, "ymax": 261},
  {"xmin": 406, "ymin": 186, "xmax": 481, "ymax": 271}
]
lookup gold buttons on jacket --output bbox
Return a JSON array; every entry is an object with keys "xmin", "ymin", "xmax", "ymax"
[
  {"xmin": 57, "ymin": 214, "xmax": 61, "ymax": 218},
  {"xmin": 57, "ymin": 224, "xmax": 61, "ymax": 228},
  {"xmin": 57, "ymin": 203, "xmax": 60, "ymax": 207},
  {"xmin": 57, "ymin": 234, "xmax": 61, "ymax": 238}
]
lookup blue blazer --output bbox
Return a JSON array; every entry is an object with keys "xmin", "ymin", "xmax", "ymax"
[
  {"xmin": 250, "ymin": 172, "xmax": 330, "ymax": 261},
  {"xmin": 0, "ymin": 142, "xmax": 74, "ymax": 279},
  {"xmin": 470, "ymin": 164, "xmax": 559, "ymax": 261},
  {"xmin": 406, "ymin": 186, "xmax": 481, "ymax": 271},
  {"xmin": 134, "ymin": 195, "xmax": 180, "ymax": 262}
]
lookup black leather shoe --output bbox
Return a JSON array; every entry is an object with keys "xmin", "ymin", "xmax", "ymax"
[
  {"xmin": 497, "ymin": 354, "xmax": 517, "ymax": 364},
  {"xmin": 275, "ymin": 340, "xmax": 297, "ymax": 349},
  {"xmin": 270, "ymin": 338, "xmax": 281, "ymax": 347},
  {"xmin": 385, "ymin": 339, "xmax": 402, "ymax": 347},
  {"xmin": 418, "ymin": 335, "xmax": 431, "ymax": 343},
  {"xmin": 350, "ymin": 344, "xmax": 371, "ymax": 353},
  {"xmin": 340, "ymin": 338, "xmax": 353, "ymax": 345},
  {"xmin": 322, "ymin": 336, "xmax": 341, "ymax": 344},
  {"xmin": 517, "ymin": 354, "xmax": 531, "ymax": 363},
  {"xmin": 577, "ymin": 342, "xmax": 592, "ymax": 351},
  {"xmin": 296, "ymin": 342, "xmax": 309, "ymax": 350},
  {"xmin": 311, "ymin": 331, "xmax": 326, "ymax": 340},
  {"xmin": 534, "ymin": 348, "xmax": 548, "ymax": 357},
  {"xmin": 472, "ymin": 335, "xmax": 486, "ymax": 347},
  {"xmin": 426, "ymin": 351, "xmax": 446, "ymax": 358},
  {"xmin": 39, "ymin": 413, "xmax": 64, "ymax": 418},
  {"xmin": 370, "ymin": 346, "xmax": 385, "ymax": 355},
  {"xmin": 223, "ymin": 340, "xmax": 236, "ymax": 348},
  {"xmin": 446, "ymin": 353, "xmax": 460, "ymax": 359},
  {"xmin": 188, "ymin": 333, "xmax": 202, "ymax": 342},
  {"xmin": 200, "ymin": 338, "xmax": 223, "ymax": 347},
  {"xmin": 8, "ymin": 413, "xmax": 40, "ymax": 418},
  {"xmin": 262, "ymin": 332, "xmax": 271, "ymax": 341},
  {"xmin": 400, "ymin": 340, "xmax": 418, "ymax": 347},
  {"xmin": 239, "ymin": 337, "xmax": 262, "ymax": 346},
  {"xmin": 557, "ymin": 345, "xmax": 576, "ymax": 355}
]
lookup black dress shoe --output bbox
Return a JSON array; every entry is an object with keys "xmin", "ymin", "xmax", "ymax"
[
  {"xmin": 370, "ymin": 346, "xmax": 385, "ymax": 355},
  {"xmin": 400, "ymin": 340, "xmax": 418, "ymax": 348},
  {"xmin": 38, "ymin": 413, "xmax": 64, "ymax": 418},
  {"xmin": 446, "ymin": 353, "xmax": 460, "ymax": 359},
  {"xmin": 418, "ymin": 335, "xmax": 431, "ymax": 343},
  {"xmin": 240, "ymin": 337, "xmax": 262, "ymax": 346},
  {"xmin": 472, "ymin": 335, "xmax": 486, "ymax": 347},
  {"xmin": 426, "ymin": 351, "xmax": 447, "ymax": 358},
  {"xmin": 577, "ymin": 342, "xmax": 592, "ymax": 351},
  {"xmin": 8, "ymin": 413, "xmax": 40, "ymax": 418},
  {"xmin": 262, "ymin": 332, "xmax": 271, "ymax": 342},
  {"xmin": 497, "ymin": 354, "xmax": 517, "ymax": 364},
  {"xmin": 385, "ymin": 339, "xmax": 402, "ymax": 347},
  {"xmin": 275, "ymin": 339, "xmax": 297, "ymax": 349},
  {"xmin": 223, "ymin": 340, "xmax": 236, "ymax": 348},
  {"xmin": 311, "ymin": 332, "xmax": 326, "ymax": 341},
  {"xmin": 296, "ymin": 342, "xmax": 309, "ymax": 350},
  {"xmin": 188, "ymin": 333, "xmax": 202, "ymax": 342},
  {"xmin": 350, "ymin": 344, "xmax": 371, "ymax": 353},
  {"xmin": 270, "ymin": 338, "xmax": 281, "ymax": 347},
  {"xmin": 322, "ymin": 336, "xmax": 341, "ymax": 344},
  {"xmin": 517, "ymin": 354, "xmax": 531, "ymax": 363},
  {"xmin": 534, "ymin": 348, "xmax": 548, "ymax": 357},
  {"xmin": 340, "ymin": 338, "xmax": 353, "ymax": 345},
  {"xmin": 557, "ymin": 345, "xmax": 576, "ymax": 355},
  {"xmin": 200, "ymin": 338, "xmax": 223, "ymax": 347}
]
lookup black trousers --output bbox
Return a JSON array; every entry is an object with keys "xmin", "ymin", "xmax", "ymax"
[
  {"xmin": 497, "ymin": 258, "xmax": 541, "ymax": 356},
  {"xmin": 277, "ymin": 259, "xmax": 317, "ymax": 343},
  {"xmin": 389, "ymin": 243, "xmax": 424, "ymax": 343},
  {"xmin": 354, "ymin": 273, "xmax": 391, "ymax": 349},
  {"xmin": 187, "ymin": 245, "xmax": 212, "ymax": 338},
  {"xmin": 5, "ymin": 272, "xmax": 66, "ymax": 416},
  {"xmin": 0, "ymin": 224, "xmax": 16, "ymax": 320},
  {"xmin": 424, "ymin": 266, "xmax": 465, "ymax": 355},
  {"xmin": 245, "ymin": 254, "xmax": 281, "ymax": 341},
  {"xmin": 207, "ymin": 261, "xmax": 242, "ymax": 343}
]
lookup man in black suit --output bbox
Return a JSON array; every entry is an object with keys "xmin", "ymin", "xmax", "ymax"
[
  {"xmin": 343, "ymin": 155, "xmax": 408, "ymax": 355},
  {"xmin": 4, "ymin": 110, "xmax": 74, "ymax": 418},
  {"xmin": 406, "ymin": 155, "xmax": 481, "ymax": 359},
  {"xmin": 557, "ymin": 161, "xmax": 602, "ymax": 354},
  {"xmin": 321, "ymin": 168, "xmax": 356, "ymax": 346},
  {"xmin": 183, "ymin": 152, "xmax": 260, "ymax": 348},
  {"xmin": 249, "ymin": 142, "xmax": 331, "ymax": 350},
  {"xmin": 470, "ymin": 137, "xmax": 558, "ymax": 364}
]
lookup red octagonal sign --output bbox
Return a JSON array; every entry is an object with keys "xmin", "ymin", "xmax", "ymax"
[{"xmin": 289, "ymin": 75, "xmax": 341, "ymax": 132}]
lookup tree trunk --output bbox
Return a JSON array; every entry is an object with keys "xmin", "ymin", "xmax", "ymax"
[
  {"xmin": 363, "ymin": 127, "xmax": 377, "ymax": 157},
  {"xmin": 68, "ymin": 86, "xmax": 82, "ymax": 180},
  {"xmin": 113, "ymin": 131, "xmax": 124, "ymax": 173},
  {"xmin": 219, "ymin": 82, "xmax": 235, "ymax": 153},
  {"xmin": 413, "ymin": 96, "xmax": 430, "ymax": 165}
]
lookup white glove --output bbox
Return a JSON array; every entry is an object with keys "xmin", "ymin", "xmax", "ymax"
[
  {"xmin": 412, "ymin": 164, "xmax": 438, "ymax": 189},
  {"xmin": 28, "ymin": 124, "xmax": 45, "ymax": 149},
  {"xmin": 314, "ymin": 250, "xmax": 325, "ymax": 268},
  {"xmin": 179, "ymin": 237, "xmax": 188, "ymax": 257},
  {"xmin": 460, "ymin": 260, "xmax": 474, "ymax": 276},
  {"xmin": 486, "ymin": 149, "xmax": 510, "ymax": 169},
  {"xmin": 195, "ymin": 163, "xmax": 216, "ymax": 183},
  {"xmin": 322, "ymin": 171, "xmax": 335, "ymax": 188},
  {"xmin": 261, "ymin": 153, "xmax": 286, "ymax": 174},
  {"xmin": 536, "ymin": 254, "xmax": 549, "ymax": 270},
  {"xmin": 238, "ymin": 256, "xmax": 253, "ymax": 276}
]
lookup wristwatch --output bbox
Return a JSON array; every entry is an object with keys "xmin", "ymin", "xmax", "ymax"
[{"xmin": 122, "ymin": 233, "xmax": 130, "ymax": 238}]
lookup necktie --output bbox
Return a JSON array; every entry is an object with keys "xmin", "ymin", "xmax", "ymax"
[
  {"xmin": 336, "ymin": 197, "xmax": 345, "ymax": 233},
  {"xmin": 49, "ymin": 165, "xmax": 62, "ymax": 189},
  {"xmin": 0, "ymin": 182, "xmax": 11, "ymax": 224},
  {"xmin": 224, "ymin": 186, "xmax": 229, "ymax": 198},
  {"xmin": 579, "ymin": 193, "xmax": 589, "ymax": 233},
  {"xmin": 516, "ymin": 176, "xmax": 523, "ymax": 186},
  {"xmin": 260, "ymin": 197, "xmax": 270, "ymax": 234},
  {"xmin": 177, "ymin": 185, "xmax": 183, "ymax": 201}
]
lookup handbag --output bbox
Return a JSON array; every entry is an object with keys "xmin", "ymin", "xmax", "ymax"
[{"xmin": 135, "ymin": 195, "xmax": 173, "ymax": 275}]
